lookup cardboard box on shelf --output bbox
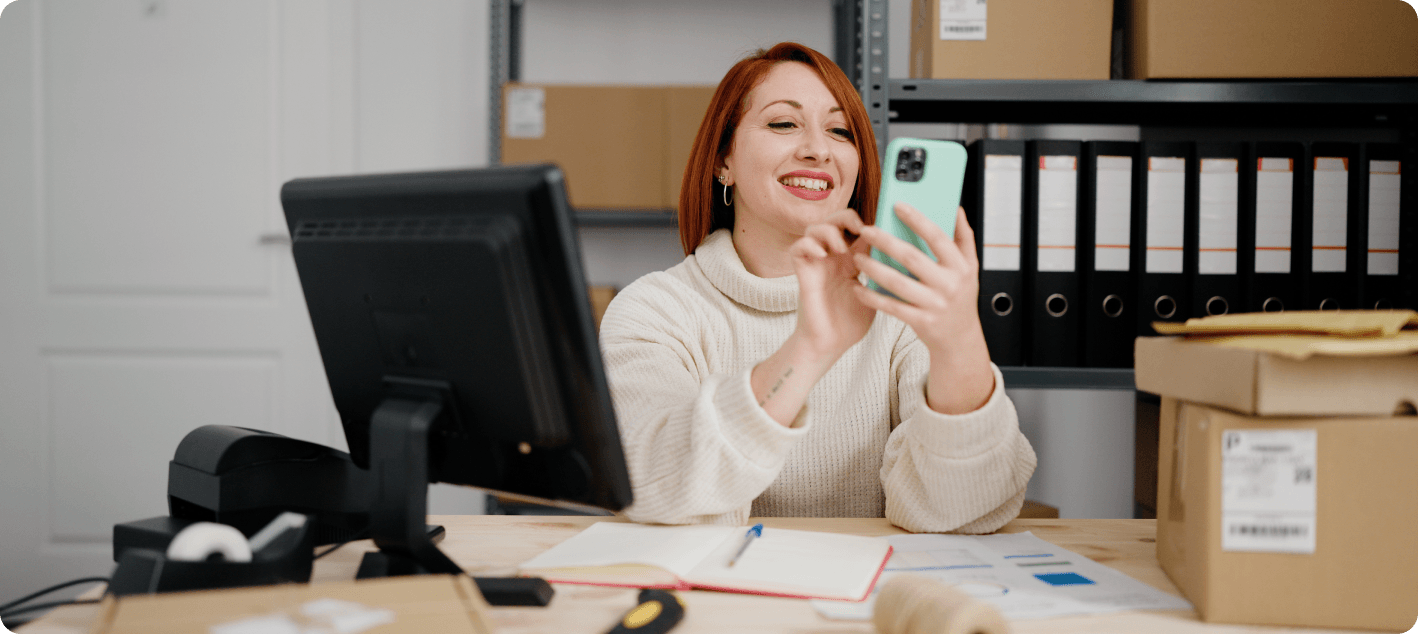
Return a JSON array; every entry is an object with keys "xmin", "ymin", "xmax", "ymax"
[
  {"xmin": 501, "ymin": 84, "xmax": 665, "ymax": 210},
  {"xmin": 1156, "ymin": 398, "xmax": 1418, "ymax": 630},
  {"xmin": 666, "ymin": 86, "xmax": 716, "ymax": 209},
  {"xmin": 588, "ymin": 285, "xmax": 617, "ymax": 330},
  {"xmin": 500, "ymin": 84, "xmax": 715, "ymax": 211},
  {"xmin": 1129, "ymin": 0, "xmax": 1418, "ymax": 78},
  {"xmin": 1135, "ymin": 334, "xmax": 1418, "ymax": 417},
  {"xmin": 909, "ymin": 0, "xmax": 1113, "ymax": 79}
]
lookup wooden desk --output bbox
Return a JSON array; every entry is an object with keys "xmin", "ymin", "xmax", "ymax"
[{"xmin": 21, "ymin": 516, "xmax": 1357, "ymax": 634}]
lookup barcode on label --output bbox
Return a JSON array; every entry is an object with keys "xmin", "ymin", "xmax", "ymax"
[
  {"xmin": 944, "ymin": 25, "xmax": 982, "ymax": 32},
  {"xmin": 1229, "ymin": 524, "xmax": 1308, "ymax": 538}
]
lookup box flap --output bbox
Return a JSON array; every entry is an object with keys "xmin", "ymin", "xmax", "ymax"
[
  {"xmin": 1135, "ymin": 336, "xmax": 1418, "ymax": 416},
  {"xmin": 1152, "ymin": 310, "xmax": 1418, "ymax": 338},
  {"xmin": 1185, "ymin": 332, "xmax": 1418, "ymax": 361}
]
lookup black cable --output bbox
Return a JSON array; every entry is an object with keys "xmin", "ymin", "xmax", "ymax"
[
  {"xmin": 313, "ymin": 529, "xmax": 370, "ymax": 561},
  {"xmin": 0, "ymin": 597, "xmax": 104, "ymax": 619},
  {"xmin": 0, "ymin": 577, "xmax": 109, "ymax": 615}
]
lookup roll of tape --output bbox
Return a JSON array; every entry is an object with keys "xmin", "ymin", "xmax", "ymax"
[
  {"xmin": 166, "ymin": 522, "xmax": 253, "ymax": 563},
  {"xmin": 873, "ymin": 573, "xmax": 1011, "ymax": 634}
]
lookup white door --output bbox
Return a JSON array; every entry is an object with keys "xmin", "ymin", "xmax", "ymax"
[{"xmin": 0, "ymin": 0, "xmax": 340, "ymax": 603}]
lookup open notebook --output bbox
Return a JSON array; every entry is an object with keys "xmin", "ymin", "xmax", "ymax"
[{"xmin": 518, "ymin": 522, "xmax": 893, "ymax": 602}]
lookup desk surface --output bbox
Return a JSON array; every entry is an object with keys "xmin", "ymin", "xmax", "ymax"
[{"xmin": 23, "ymin": 516, "xmax": 1358, "ymax": 634}]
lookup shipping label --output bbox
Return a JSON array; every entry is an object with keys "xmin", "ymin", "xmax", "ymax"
[
  {"xmin": 1221, "ymin": 429, "xmax": 1318, "ymax": 554},
  {"xmin": 940, "ymin": 0, "xmax": 986, "ymax": 40}
]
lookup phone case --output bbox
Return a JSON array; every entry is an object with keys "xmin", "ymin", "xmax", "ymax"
[{"xmin": 869, "ymin": 138, "xmax": 968, "ymax": 295}]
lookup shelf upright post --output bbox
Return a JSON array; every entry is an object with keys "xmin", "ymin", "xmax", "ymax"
[
  {"xmin": 834, "ymin": 0, "xmax": 890, "ymax": 159},
  {"xmin": 489, "ymin": 0, "xmax": 514, "ymax": 166}
]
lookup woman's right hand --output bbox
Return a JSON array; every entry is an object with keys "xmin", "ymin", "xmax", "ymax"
[
  {"xmin": 752, "ymin": 209, "xmax": 877, "ymax": 426},
  {"xmin": 788, "ymin": 209, "xmax": 877, "ymax": 361}
]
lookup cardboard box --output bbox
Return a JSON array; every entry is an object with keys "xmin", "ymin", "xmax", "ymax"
[
  {"xmin": 1135, "ymin": 335, "xmax": 1418, "ymax": 417},
  {"xmin": 909, "ymin": 0, "xmax": 1113, "ymax": 79},
  {"xmin": 501, "ymin": 84, "xmax": 714, "ymax": 210},
  {"xmin": 588, "ymin": 284, "xmax": 617, "ymax": 330},
  {"xmin": 1156, "ymin": 398, "xmax": 1418, "ymax": 630},
  {"xmin": 666, "ymin": 86, "xmax": 716, "ymax": 209},
  {"xmin": 1129, "ymin": 0, "xmax": 1418, "ymax": 78},
  {"xmin": 91, "ymin": 574, "xmax": 494, "ymax": 634}
]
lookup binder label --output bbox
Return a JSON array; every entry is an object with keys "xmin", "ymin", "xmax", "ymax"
[
  {"xmin": 1368, "ymin": 160, "xmax": 1401, "ymax": 276},
  {"xmin": 939, "ymin": 0, "xmax": 987, "ymax": 40},
  {"xmin": 1255, "ymin": 158, "xmax": 1294, "ymax": 274},
  {"xmin": 1312, "ymin": 157, "xmax": 1349, "ymax": 273},
  {"xmin": 1094, "ymin": 156, "xmax": 1132, "ymax": 272},
  {"xmin": 1221, "ymin": 429, "xmax": 1317, "ymax": 555},
  {"xmin": 983, "ymin": 154, "xmax": 1022, "ymax": 271},
  {"xmin": 1146, "ymin": 158, "xmax": 1186, "ymax": 274},
  {"xmin": 1198, "ymin": 159, "xmax": 1239, "ymax": 275},
  {"xmin": 1037, "ymin": 156, "xmax": 1077, "ymax": 272}
]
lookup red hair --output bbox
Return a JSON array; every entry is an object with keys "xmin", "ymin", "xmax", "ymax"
[{"xmin": 677, "ymin": 42, "xmax": 881, "ymax": 256}]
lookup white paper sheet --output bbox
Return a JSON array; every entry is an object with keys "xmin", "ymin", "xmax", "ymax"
[{"xmin": 811, "ymin": 531, "xmax": 1191, "ymax": 621}]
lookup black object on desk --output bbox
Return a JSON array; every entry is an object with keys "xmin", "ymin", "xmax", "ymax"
[
  {"xmin": 606, "ymin": 589, "xmax": 686, "ymax": 634},
  {"xmin": 108, "ymin": 513, "xmax": 316, "ymax": 597},
  {"xmin": 113, "ymin": 425, "xmax": 374, "ymax": 564},
  {"xmin": 280, "ymin": 165, "xmax": 636, "ymax": 606}
]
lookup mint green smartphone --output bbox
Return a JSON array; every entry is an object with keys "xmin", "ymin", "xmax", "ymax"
[{"xmin": 868, "ymin": 138, "xmax": 968, "ymax": 295}]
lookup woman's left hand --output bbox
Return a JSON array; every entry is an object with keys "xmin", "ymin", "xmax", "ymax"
[{"xmin": 852, "ymin": 202, "xmax": 995, "ymax": 415}]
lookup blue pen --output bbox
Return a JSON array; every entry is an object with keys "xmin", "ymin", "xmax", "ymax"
[{"xmin": 727, "ymin": 523, "xmax": 763, "ymax": 567}]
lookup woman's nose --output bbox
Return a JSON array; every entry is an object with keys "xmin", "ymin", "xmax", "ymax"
[{"xmin": 795, "ymin": 128, "xmax": 831, "ymax": 163}]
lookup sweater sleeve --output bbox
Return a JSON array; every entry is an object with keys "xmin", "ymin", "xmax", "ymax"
[
  {"xmin": 880, "ymin": 337, "xmax": 1038, "ymax": 533},
  {"xmin": 598, "ymin": 277, "xmax": 809, "ymax": 525}
]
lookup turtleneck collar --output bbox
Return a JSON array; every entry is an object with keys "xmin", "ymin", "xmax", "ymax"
[{"xmin": 694, "ymin": 229, "xmax": 799, "ymax": 313}]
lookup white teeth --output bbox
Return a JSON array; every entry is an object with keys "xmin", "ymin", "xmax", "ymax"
[{"xmin": 780, "ymin": 176, "xmax": 829, "ymax": 191}]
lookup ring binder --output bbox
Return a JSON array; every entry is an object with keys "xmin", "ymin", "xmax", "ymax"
[
  {"xmin": 965, "ymin": 140, "xmax": 1028, "ymax": 366},
  {"xmin": 1080, "ymin": 141, "xmax": 1140, "ymax": 368},
  {"xmin": 1024, "ymin": 140, "xmax": 1083, "ymax": 367}
]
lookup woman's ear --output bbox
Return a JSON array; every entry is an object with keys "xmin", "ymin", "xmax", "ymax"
[{"xmin": 716, "ymin": 167, "xmax": 733, "ymax": 187}]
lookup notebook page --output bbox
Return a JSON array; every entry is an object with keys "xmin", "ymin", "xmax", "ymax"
[
  {"xmin": 519, "ymin": 522, "xmax": 735, "ymax": 578},
  {"xmin": 682, "ymin": 527, "xmax": 891, "ymax": 601}
]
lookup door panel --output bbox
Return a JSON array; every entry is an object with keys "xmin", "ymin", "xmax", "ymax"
[
  {"xmin": 43, "ymin": 1, "xmax": 272, "ymax": 295},
  {"xmin": 0, "ymin": 0, "xmax": 337, "ymax": 603},
  {"xmin": 47, "ymin": 353, "xmax": 279, "ymax": 543}
]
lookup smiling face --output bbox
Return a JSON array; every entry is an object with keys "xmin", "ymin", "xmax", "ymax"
[{"xmin": 720, "ymin": 61, "xmax": 860, "ymax": 247}]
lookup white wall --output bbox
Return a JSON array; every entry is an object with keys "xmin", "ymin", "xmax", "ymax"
[{"xmin": 522, "ymin": 0, "xmax": 832, "ymax": 85}]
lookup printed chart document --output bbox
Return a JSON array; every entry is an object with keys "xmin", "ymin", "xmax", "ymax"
[
  {"xmin": 518, "ymin": 522, "xmax": 892, "ymax": 601},
  {"xmin": 812, "ymin": 532, "xmax": 1191, "ymax": 620}
]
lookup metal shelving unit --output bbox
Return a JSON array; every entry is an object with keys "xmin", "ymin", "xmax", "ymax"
[
  {"xmin": 488, "ymin": 2, "xmax": 1417, "ymax": 391},
  {"xmin": 888, "ymin": 78, "xmax": 1418, "ymax": 129},
  {"xmin": 1000, "ymin": 367, "xmax": 1135, "ymax": 391},
  {"xmin": 574, "ymin": 210, "xmax": 677, "ymax": 228}
]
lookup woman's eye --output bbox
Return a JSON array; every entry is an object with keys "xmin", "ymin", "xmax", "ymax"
[
  {"xmin": 767, "ymin": 121, "xmax": 797, "ymax": 130},
  {"xmin": 830, "ymin": 127, "xmax": 854, "ymax": 141}
]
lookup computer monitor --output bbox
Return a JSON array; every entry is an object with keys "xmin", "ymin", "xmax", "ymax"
[{"xmin": 280, "ymin": 165, "xmax": 632, "ymax": 581}]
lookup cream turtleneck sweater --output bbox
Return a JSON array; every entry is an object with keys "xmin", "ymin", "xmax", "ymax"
[{"xmin": 598, "ymin": 229, "xmax": 1036, "ymax": 532}]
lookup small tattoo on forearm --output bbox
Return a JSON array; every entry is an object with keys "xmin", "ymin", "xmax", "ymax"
[{"xmin": 759, "ymin": 366, "xmax": 795, "ymax": 407}]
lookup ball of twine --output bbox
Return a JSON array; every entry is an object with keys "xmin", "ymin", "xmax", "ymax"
[{"xmin": 872, "ymin": 573, "xmax": 1011, "ymax": 634}]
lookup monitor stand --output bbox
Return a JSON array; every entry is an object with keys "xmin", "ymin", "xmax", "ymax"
[{"xmin": 354, "ymin": 395, "xmax": 555, "ymax": 607}]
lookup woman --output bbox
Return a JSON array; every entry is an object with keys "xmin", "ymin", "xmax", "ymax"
[{"xmin": 598, "ymin": 42, "xmax": 1035, "ymax": 533}]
